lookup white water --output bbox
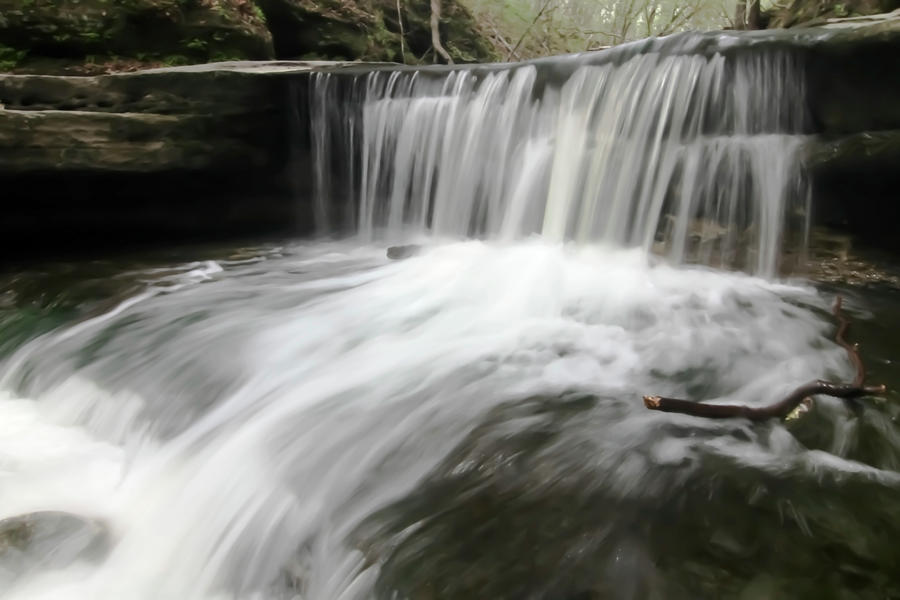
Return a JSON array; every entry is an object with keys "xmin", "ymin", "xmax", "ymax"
[
  {"xmin": 2, "ymin": 240, "xmax": 893, "ymax": 600},
  {"xmin": 310, "ymin": 44, "xmax": 808, "ymax": 277}
]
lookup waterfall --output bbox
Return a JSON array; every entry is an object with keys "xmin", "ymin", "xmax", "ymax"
[
  {"xmin": 6, "ymin": 32, "xmax": 900, "ymax": 600},
  {"xmin": 308, "ymin": 34, "xmax": 810, "ymax": 276}
]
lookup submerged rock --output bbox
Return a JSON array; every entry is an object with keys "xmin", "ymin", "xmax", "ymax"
[
  {"xmin": 355, "ymin": 393, "xmax": 900, "ymax": 599},
  {"xmin": 0, "ymin": 511, "xmax": 111, "ymax": 585}
]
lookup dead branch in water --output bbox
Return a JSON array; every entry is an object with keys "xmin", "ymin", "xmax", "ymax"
[
  {"xmin": 642, "ymin": 295, "xmax": 887, "ymax": 421},
  {"xmin": 644, "ymin": 381, "xmax": 885, "ymax": 421}
]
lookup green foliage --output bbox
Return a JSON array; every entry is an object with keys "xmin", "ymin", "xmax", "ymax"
[
  {"xmin": 251, "ymin": 4, "xmax": 266, "ymax": 23},
  {"xmin": 0, "ymin": 44, "xmax": 28, "ymax": 71}
]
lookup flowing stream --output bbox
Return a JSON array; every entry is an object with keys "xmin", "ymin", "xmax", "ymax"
[{"xmin": 1, "ymin": 31, "xmax": 899, "ymax": 600}]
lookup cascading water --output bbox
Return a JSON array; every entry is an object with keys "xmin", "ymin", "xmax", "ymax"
[
  {"xmin": 309, "ymin": 37, "xmax": 810, "ymax": 276},
  {"xmin": 1, "ymin": 32, "xmax": 899, "ymax": 600}
]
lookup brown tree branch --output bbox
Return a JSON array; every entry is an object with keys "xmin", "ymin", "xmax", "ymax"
[
  {"xmin": 508, "ymin": 0, "xmax": 554, "ymax": 60},
  {"xmin": 486, "ymin": 18, "xmax": 519, "ymax": 61},
  {"xmin": 644, "ymin": 381, "xmax": 885, "ymax": 421},
  {"xmin": 642, "ymin": 295, "xmax": 887, "ymax": 421}
]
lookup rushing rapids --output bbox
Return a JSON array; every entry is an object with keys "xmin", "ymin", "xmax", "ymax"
[{"xmin": 1, "ymin": 32, "xmax": 899, "ymax": 600}]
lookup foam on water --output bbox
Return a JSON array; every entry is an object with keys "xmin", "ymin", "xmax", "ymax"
[{"xmin": 1, "ymin": 241, "xmax": 892, "ymax": 599}]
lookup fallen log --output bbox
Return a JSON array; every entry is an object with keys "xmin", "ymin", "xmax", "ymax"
[{"xmin": 642, "ymin": 295, "xmax": 887, "ymax": 421}]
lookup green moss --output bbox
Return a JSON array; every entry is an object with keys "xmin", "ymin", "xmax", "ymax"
[
  {"xmin": 251, "ymin": 4, "xmax": 266, "ymax": 23},
  {"xmin": 0, "ymin": 44, "xmax": 28, "ymax": 71}
]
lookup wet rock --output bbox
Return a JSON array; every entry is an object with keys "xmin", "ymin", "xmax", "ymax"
[
  {"xmin": 0, "ymin": 63, "xmax": 313, "ymax": 258},
  {"xmin": 803, "ymin": 130, "xmax": 900, "ymax": 246},
  {"xmin": 804, "ymin": 12, "xmax": 900, "ymax": 134},
  {"xmin": 386, "ymin": 245, "xmax": 422, "ymax": 260},
  {"xmin": 356, "ymin": 393, "xmax": 900, "ymax": 599}
]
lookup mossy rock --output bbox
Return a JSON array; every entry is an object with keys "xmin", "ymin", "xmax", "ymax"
[
  {"xmin": 0, "ymin": 0, "xmax": 274, "ymax": 72},
  {"xmin": 255, "ymin": 0, "xmax": 497, "ymax": 64},
  {"xmin": 765, "ymin": 0, "xmax": 899, "ymax": 28}
]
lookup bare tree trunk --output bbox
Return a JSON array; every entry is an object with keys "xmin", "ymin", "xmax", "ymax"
[
  {"xmin": 396, "ymin": 0, "xmax": 407, "ymax": 63},
  {"xmin": 734, "ymin": 0, "xmax": 747, "ymax": 29},
  {"xmin": 430, "ymin": 0, "xmax": 454, "ymax": 64},
  {"xmin": 746, "ymin": 0, "xmax": 760, "ymax": 29},
  {"xmin": 735, "ymin": 0, "xmax": 760, "ymax": 29}
]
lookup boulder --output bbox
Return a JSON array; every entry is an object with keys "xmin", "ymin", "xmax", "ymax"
[
  {"xmin": 387, "ymin": 244, "xmax": 423, "ymax": 259},
  {"xmin": 0, "ymin": 511, "xmax": 110, "ymax": 586}
]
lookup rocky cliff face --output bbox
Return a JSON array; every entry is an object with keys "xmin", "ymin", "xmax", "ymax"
[
  {"xmin": 0, "ymin": 16, "xmax": 897, "ymax": 257},
  {"xmin": 799, "ymin": 12, "xmax": 900, "ymax": 244},
  {"xmin": 0, "ymin": 0, "xmax": 496, "ymax": 74},
  {"xmin": 0, "ymin": 63, "xmax": 311, "ymax": 256}
]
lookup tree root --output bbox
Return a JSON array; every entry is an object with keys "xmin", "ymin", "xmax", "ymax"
[{"xmin": 642, "ymin": 295, "xmax": 887, "ymax": 421}]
